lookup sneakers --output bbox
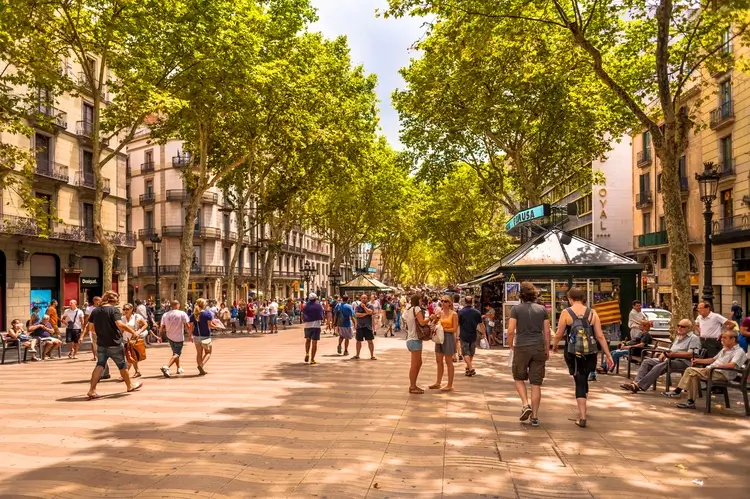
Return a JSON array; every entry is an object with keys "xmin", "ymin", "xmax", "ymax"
[
  {"xmin": 177, "ymin": 368, "xmax": 184, "ymax": 375},
  {"xmin": 662, "ymin": 391, "xmax": 681, "ymax": 398},
  {"xmin": 337, "ymin": 345, "xmax": 342, "ymax": 355},
  {"xmin": 160, "ymin": 366, "xmax": 171, "ymax": 378},
  {"xmin": 519, "ymin": 405, "xmax": 532, "ymax": 422},
  {"xmin": 530, "ymin": 418, "xmax": 540, "ymax": 427},
  {"xmin": 677, "ymin": 401, "xmax": 696, "ymax": 409}
]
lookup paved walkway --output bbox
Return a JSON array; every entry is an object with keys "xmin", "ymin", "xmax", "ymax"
[{"xmin": 1, "ymin": 326, "xmax": 749, "ymax": 498}]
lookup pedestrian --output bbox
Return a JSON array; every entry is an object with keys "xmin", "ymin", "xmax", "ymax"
[
  {"xmin": 552, "ymin": 288, "xmax": 614, "ymax": 428},
  {"xmin": 334, "ymin": 295, "xmax": 355, "ymax": 356},
  {"xmin": 506, "ymin": 283, "xmax": 549, "ymax": 427},
  {"xmin": 383, "ymin": 297, "xmax": 395, "ymax": 337},
  {"xmin": 159, "ymin": 301, "xmax": 190, "ymax": 377},
  {"xmin": 260, "ymin": 300, "xmax": 269, "ymax": 333},
  {"xmin": 354, "ymin": 294, "xmax": 376, "ymax": 360},
  {"xmin": 430, "ymin": 295, "xmax": 458, "ymax": 392},
  {"xmin": 122, "ymin": 303, "xmax": 148, "ymax": 378},
  {"xmin": 46, "ymin": 299, "xmax": 59, "ymax": 337},
  {"xmin": 458, "ymin": 295, "xmax": 485, "ymax": 378},
  {"xmin": 323, "ymin": 298, "xmax": 332, "ymax": 334},
  {"xmin": 83, "ymin": 296, "xmax": 103, "ymax": 365},
  {"xmin": 303, "ymin": 293, "xmax": 325, "ymax": 364},
  {"xmin": 62, "ymin": 299, "xmax": 84, "ymax": 359},
  {"xmin": 394, "ymin": 295, "xmax": 402, "ymax": 333},
  {"xmin": 732, "ymin": 300, "xmax": 743, "ymax": 323},
  {"xmin": 246, "ymin": 301, "xmax": 257, "ymax": 332},
  {"xmin": 404, "ymin": 294, "xmax": 430, "ymax": 394},
  {"xmin": 695, "ymin": 300, "xmax": 727, "ymax": 358},
  {"xmin": 190, "ymin": 298, "xmax": 213, "ymax": 375},
  {"xmin": 369, "ymin": 294, "xmax": 381, "ymax": 334},
  {"xmin": 237, "ymin": 301, "xmax": 246, "ymax": 332},
  {"xmin": 268, "ymin": 298, "xmax": 279, "ymax": 334},
  {"xmin": 86, "ymin": 291, "xmax": 143, "ymax": 400}
]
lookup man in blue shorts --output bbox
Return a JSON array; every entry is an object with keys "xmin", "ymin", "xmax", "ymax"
[
  {"xmin": 303, "ymin": 293, "xmax": 325, "ymax": 365},
  {"xmin": 334, "ymin": 295, "xmax": 355, "ymax": 356}
]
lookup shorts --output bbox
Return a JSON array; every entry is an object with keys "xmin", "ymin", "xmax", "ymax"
[
  {"xmin": 338, "ymin": 327, "xmax": 353, "ymax": 340},
  {"xmin": 304, "ymin": 328, "xmax": 321, "ymax": 341},
  {"xmin": 406, "ymin": 339, "xmax": 423, "ymax": 352},
  {"xmin": 194, "ymin": 336, "xmax": 212, "ymax": 349},
  {"xmin": 435, "ymin": 333, "xmax": 456, "ymax": 356},
  {"xmin": 512, "ymin": 344, "xmax": 547, "ymax": 385},
  {"xmin": 96, "ymin": 345, "xmax": 127, "ymax": 371},
  {"xmin": 460, "ymin": 340, "xmax": 476, "ymax": 357},
  {"xmin": 385, "ymin": 318, "xmax": 394, "ymax": 326},
  {"xmin": 356, "ymin": 328, "xmax": 374, "ymax": 342},
  {"xmin": 270, "ymin": 314, "xmax": 278, "ymax": 325},
  {"xmin": 65, "ymin": 328, "xmax": 82, "ymax": 343},
  {"xmin": 168, "ymin": 339, "xmax": 184, "ymax": 356}
]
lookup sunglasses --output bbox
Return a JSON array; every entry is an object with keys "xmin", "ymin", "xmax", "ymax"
[
  {"xmin": 442, "ymin": 300, "xmax": 451, "ymax": 303},
  {"xmin": 677, "ymin": 325, "xmax": 689, "ymax": 328}
]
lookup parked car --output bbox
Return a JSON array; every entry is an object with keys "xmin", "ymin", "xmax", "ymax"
[{"xmin": 642, "ymin": 308, "xmax": 672, "ymax": 338}]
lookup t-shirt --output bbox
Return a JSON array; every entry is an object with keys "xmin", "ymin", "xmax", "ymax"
[
  {"xmin": 89, "ymin": 306, "xmax": 124, "ymax": 347},
  {"xmin": 384, "ymin": 302, "xmax": 395, "ymax": 320},
  {"xmin": 628, "ymin": 309, "xmax": 646, "ymax": 338},
  {"xmin": 268, "ymin": 302, "xmax": 279, "ymax": 315},
  {"xmin": 509, "ymin": 302, "xmax": 548, "ymax": 347},
  {"xmin": 369, "ymin": 300, "xmax": 381, "ymax": 315},
  {"xmin": 302, "ymin": 300, "xmax": 324, "ymax": 328},
  {"xmin": 696, "ymin": 312, "xmax": 727, "ymax": 340},
  {"xmin": 709, "ymin": 344, "xmax": 747, "ymax": 379},
  {"xmin": 190, "ymin": 310, "xmax": 213, "ymax": 337},
  {"xmin": 334, "ymin": 303, "xmax": 355, "ymax": 328},
  {"xmin": 740, "ymin": 317, "xmax": 750, "ymax": 352},
  {"xmin": 62, "ymin": 308, "xmax": 83, "ymax": 330},
  {"xmin": 356, "ymin": 304, "xmax": 373, "ymax": 330},
  {"xmin": 629, "ymin": 332, "xmax": 653, "ymax": 357},
  {"xmin": 403, "ymin": 306, "xmax": 423, "ymax": 341},
  {"xmin": 731, "ymin": 304, "xmax": 743, "ymax": 321},
  {"xmin": 458, "ymin": 306, "xmax": 483, "ymax": 343},
  {"xmin": 162, "ymin": 309, "xmax": 190, "ymax": 342}
]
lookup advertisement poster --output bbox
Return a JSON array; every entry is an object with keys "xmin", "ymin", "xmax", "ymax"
[
  {"xmin": 30, "ymin": 289, "xmax": 52, "ymax": 314},
  {"xmin": 504, "ymin": 282, "xmax": 521, "ymax": 304}
]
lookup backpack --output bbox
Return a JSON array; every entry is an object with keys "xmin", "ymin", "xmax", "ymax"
[
  {"xmin": 334, "ymin": 304, "xmax": 346, "ymax": 327},
  {"xmin": 565, "ymin": 307, "xmax": 597, "ymax": 357}
]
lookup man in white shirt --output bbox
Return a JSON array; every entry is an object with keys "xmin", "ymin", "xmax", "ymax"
[
  {"xmin": 268, "ymin": 300, "xmax": 279, "ymax": 334},
  {"xmin": 627, "ymin": 301, "xmax": 646, "ymax": 340},
  {"xmin": 62, "ymin": 300, "xmax": 84, "ymax": 359},
  {"xmin": 369, "ymin": 294, "xmax": 381, "ymax": 333},
  {"xmin": 695, "ymin": 300, "xmax": 727, "ymax": 358},
  {"xmin": 159, "ymin": 300, "xmax": 190, "ymax": 378}
]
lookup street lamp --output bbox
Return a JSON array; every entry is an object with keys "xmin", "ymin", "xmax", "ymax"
[
  {"xmin": 696, "ymin": 161, "xmax": 721, "ymax": 307},
  {"xmin": 302, "ymin": 260, "xmax": 314, "ymax": 298},
  {"xmin": 149, "ymin": 233, "xmax": 163, "ymax": 322},
  {"xmin": 328, "ymin": 267, "xmax": 341, "ymax": 296}
]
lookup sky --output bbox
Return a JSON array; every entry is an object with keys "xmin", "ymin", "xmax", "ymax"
[{"xmin": 310, "ymin": 0, "xmax": 427, "ymax": 149}]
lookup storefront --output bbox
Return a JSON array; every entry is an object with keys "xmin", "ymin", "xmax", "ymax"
[
  {"xmin": 80, "ymin": 256, "xmax": 102, "ymax": 304},
  {"xmin": 30, "ymin": 253, "xmax": 60, "ymax": 314},
  {"xmin": 464, "ymin": 230, "xmax": 643, "ymax": 341}
]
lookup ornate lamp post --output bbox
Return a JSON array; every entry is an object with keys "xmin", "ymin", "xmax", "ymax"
[
  {"xmin": 302, "ymin": 260, "xmax": 314, "ymax": 298},
  {"xmin": 150, "ymin": 233, "xmax": 163, "ymax": 322},
  {"xmin": 696, "ymin": 161, "xmax": 721, "ymax": 307},
  {"xmin": 328, "ymin": 267, "xmax": 341, "ymax": 297}
]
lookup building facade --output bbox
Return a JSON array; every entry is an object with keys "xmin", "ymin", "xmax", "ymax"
[
  {"xmin": 630, "ymin": 29, "xmax": 750, "ymax": 315},
  {"xmin": 126, "ymin": 133, "xmax": 336, "ymax": 304},
  {"xmin": 0, "ymin": 56, "xmax": 133, "ymax": 330}
]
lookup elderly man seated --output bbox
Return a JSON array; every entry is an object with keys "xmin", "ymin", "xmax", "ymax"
[
  {"xmin": 620, "ymin": 318, "xmax": 700, "ymax": 393},
  {"xmin": 663, "ymin": 328, "xmax": 747, "ymax": 409},
  {"xmin": 28, "ymin": 314, "xmax": 63, "ymax": 360},
  {"xmin": 600, "ymin": 319, "xmax": 653, "ymax": 374},
  {"xmin": 7, "ymin": 319, "xmax": 40, "ymax": 361}
]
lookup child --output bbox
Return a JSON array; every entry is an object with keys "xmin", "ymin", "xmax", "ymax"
[{"xmin": 279, "ymin": 310, "xmax": 290, "ymax": 329}]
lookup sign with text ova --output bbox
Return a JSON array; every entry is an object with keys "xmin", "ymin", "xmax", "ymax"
[{"xmin": 505, "ymin": 204, "xmax": 551, "ymax": 233}]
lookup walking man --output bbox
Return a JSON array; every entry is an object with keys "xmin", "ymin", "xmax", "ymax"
[
  {"xmin": 334, "ymin": 295, "xmax": 355, "ymax": 356},
  {"xmin": 303, "ymin": 293, "xmax": 325, "ymax": 364},
  {"xmin": 86, "ymin": 291, "xmax": 143, "ymax": 399},
  {"xmin": 458, "ymin": 296, "xmax": 485, "ymax": 377},
  {"xmin": 62, "ymin": 300, "xmax": 84, "ymax": 359},
  {"xmin": 383, "ymin": 297, "xmax": 395, "ymax": 337},
  {"xmin": 354, "ymin": 294, "xmax": 376, "ymax": 360},
  {"xmin": 160, "ymin": 300, "xmax": 190, "ymax": 378},
  {"xmin": 269, "ymin": 298, "xmax": 279, "ymax": 334},
  {"xmin": 506, "ymin": 282, "xmax": 550, "ymax": 427}
]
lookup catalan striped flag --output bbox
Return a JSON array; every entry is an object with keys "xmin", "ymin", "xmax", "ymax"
[{"xmin": 593, "ymin": 300, "xmax": 622, "ymax": 326}]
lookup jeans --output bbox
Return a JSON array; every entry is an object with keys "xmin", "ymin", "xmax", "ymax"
[
  {"xmin": 261, "ymin": 315, "xmax": 268, "ymax": 331},
  {"xmin": 395, "ymin": 310, "xmax": 401, "ymax": 331},
  {"xmin": 634, "ymin": 357, "xmax": 689, "ymax": 390},
  {"xmin": 603, "ymin": 349, "xmax": 629, "ymax": 372},
  {"xmin": 96, "ymin": 345, "xmax": 127, "ymax": 371}
]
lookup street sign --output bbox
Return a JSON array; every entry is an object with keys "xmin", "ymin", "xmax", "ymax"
[
  {"xmin": 367, "ymin": 267, "xmax": 377, "ymax": 273},
  {"xmin": 505, "ymin": 204, "xmax": 550, "ymax": 232}
]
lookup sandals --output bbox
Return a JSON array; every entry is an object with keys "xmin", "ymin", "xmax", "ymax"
[
  {"xmin": 86, "ymin": 393, "xmax": 101, "ymax": 400},
  {"xmin": 370, "ymin": 357, "xmax": 377, "ymax": 360},
  {"xmin": 127, "ymin": 382, "xmax": 144, "ymax": 393},
  {"xmin": 440, "ymin": 386, "xmax": 455, "ymax": 392},
  {"xmin": 133, "ymin": 372, "xmax": 142, "ymax": 378},
  {"xmin": 572, "ymin": 418, "xmax": 587, "ymax": 428},
  {"xmin": 408, "ymin": 387, "xmax": 425, "ymax": 394},
  {"xmin": 428, "ymin": 383, "xmax": 442, "ymax": 389},
  {"xmin": 351, "ymin": 356, "xmax": 360, "ymax": 360}
]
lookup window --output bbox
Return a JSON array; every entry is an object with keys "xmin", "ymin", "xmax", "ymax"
[
  {"xmin": 125, "ymin": 213, "xmax": 131, "ymax": 233},
  {"xmin": 144, "ymin": 150, "xmax": 153, "ymax": 164},
  {"xmin": 223, "ymin": 213, "xmax": 230, "ymax": 235},
  {"xmin": 193, "ymin": 209, "xmax": 201, "ymax": 231},
  {"xmin": 82, "ymin": 102, "xmax": 94, "ymax": 124},
  {"xmin": 720, "ymin": 79, "xmax": 732, "ymax": 107},
  {"xmin": 660, "ymin": 253, "xmax": 668, "ymax": 268},
  {"xmin": 678, "ymin": 156, "xmax": 687, "ymax": 188},
  {"xmin": 144, "ymin": 210, "xmax": 154, "ymax": 230},
  {"xmin": 656, "ymin": 173, "xmax": 662, "ymax": 193},
  {"xmin": 639, "ymin": 173, "xmax": 650, "ymax": 194},
  {"xmin": 36, "ymin": 192, "xmax": 53, "ymax": 232},
  {"xmin": 35, "ymin": 133, "xmax": 50, "ymax": 172},
  {"xmin": 574, "ymin": 193, "xmax": 592, "ymax": 215},
  {"xmin": 145, "ymin": 180, "xmax": 153, "ymax": 195},
  {"xmin": 721, "ymin": 27, "xmax": 733, "ymax": 56},
  {"xmin": 720, "ymin": 135, "xmax": 733, "ymax": 172},
  {"xmin": 642, "ymin": 212, "xmax": 652, "ymax": 234},
  {"xmin": 722, "ymin": 188, "xmax": 733, "ymax": 221},
  {"xmin": 643, "ymin": 131, "xmax": 651, "ymax": 158},
  {"xmin": 83, "ymin": 203, "xmax": 94, "ymax": 237},
  {"xmin": 682, "ymin": 202, "xmax": 688, "ymax": 224},
  {"xmin": 193, "ymin": 246, "xmax": 202, "ymax": 267},
  {"xmin": 659, "ymin": 216, "xmax": 666, "ymax": 232},
  {"xmin": 223, "ymin": 248, "xmax": 230, "ymax": 271},
  {"xmin": 145, "ymin": 246, "xmax": 154, "ymax": 268},
  {"xmin": 570, "ymin": 224, "xmax": 592, "ymax": 241}
]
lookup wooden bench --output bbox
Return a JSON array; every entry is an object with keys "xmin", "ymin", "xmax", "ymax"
[
  {"xmin": 0, "ymin": 332, "xmax": 33, "ymax": 364},
  {"xmin": 704, "ymin": 363, "xmax": 750, "ymax": 416}
]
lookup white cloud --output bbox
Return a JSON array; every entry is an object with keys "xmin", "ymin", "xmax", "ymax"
[{"xmin": 309, "ymin": 0, "xmax": 427, "ymax": 149}]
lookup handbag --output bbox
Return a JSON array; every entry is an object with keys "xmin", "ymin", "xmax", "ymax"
[
  {"xmin": 127, "ymin": 337, "xmax": 147, "ymax": 361},
  {"xmin": 411, "ymin": 307, "xmax": 432, "ymax": 341},
  {"xmin": 479, "ymin": 337, "xmax": 489, "ymax": 350},
  {"xmin": 200, "ymin": 337, "xmax": 213, "ymax": 348},
  {"xmin": 432, "ymin": 323, "xmax": 445, "ymax": 344}
]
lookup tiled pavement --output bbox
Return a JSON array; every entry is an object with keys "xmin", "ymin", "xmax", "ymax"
[{"xmin": 1, "ymin": 326, "xmax": 749, "ymax": 499}]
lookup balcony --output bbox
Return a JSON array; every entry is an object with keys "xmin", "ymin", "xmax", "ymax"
[
  {"xmin": 136, "ymin": 266, "xmax": 156, "ymax": 277},
  {"xmin": 281, "ymin": 243, "xmax": 305, "ymax": 255},
  {"xmin": 161, "ymin": 225, "xmax": 184, "ymax": 237},
  {"xmin": 636, "ymin": 150, "xmax": 652, "ymax": 167},
  {"xmin": 27, "ymin": 102, "xmax": 67, "ymax": 131},
  {"xmin": 138, "ymin": 228, "xmax": 157, "ymax": 240},
  {"xmin": 172, "ymin": 155, "xmax": 191, "ymax": 168},
  {"xmin": 712, "ymin": 214, "xmax": 750, "ymax": 245},
  {"xmin": 141, "ymin": 161, "xmax": 154, "ymax": 174},
  {"xmin": 196, "ymin": 227, "xmax": 221, "ymax": 239},
  {"xmin": 223, "ymin": 231, "xmax": 238, "ymax": 243},
  {"xmin": 75, "ymin": 171, "xmax": 110, "ymax": 195},
  {"xmin": 166, "ymin": 189, "xmax": 188, "ymax": 202},
  {"xmin": 636, "ymin": 231, "xmax": 669, "ymax": 249},
  {"xmin": 635, "ymin": 192, "xmax": 653, "ymax": 209},
  {"xmin": 201, "ymin": 192, "xmax": 218, "ymax": 204},
  {"xmin": 34, "ymin": 160, "xmax": 69, "ymax": 183},
  {"xmin": 139, "ymin": 192, "xmax": 156, "ymax": 205},
  {"xmin": 75, "ymin": 120, "xmax": 110, "ymax": 147},
  {"xmin": 710, "ymin": 101, "xmax": 734, "ymax": 130},
  {"xmin": 0, "ymin": 215, "xmax": 134, "ymax": 247},
  {"xmin": 719, "ymin": 158, "xmax": 736, "ymax": 181}
]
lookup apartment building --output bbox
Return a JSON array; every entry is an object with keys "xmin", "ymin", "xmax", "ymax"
[
  {"xmin": 630, "ymin": 28, "xmax": 750, "ymax": 314},
  {"xmin": 126, "ymin": 133, "xmax": 335, "ymax": 303},
  {"xmin": 0, "ymin": 56, "xmax": 133, "ymax": 330},
  {"xmin": 540, "ymin": 138, "xmax": 634, "ymax": 255}
]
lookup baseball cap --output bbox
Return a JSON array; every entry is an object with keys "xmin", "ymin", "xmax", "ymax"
[{"xmin": 308, "ymin": 293, "xmax": 317, "ymax": 300}]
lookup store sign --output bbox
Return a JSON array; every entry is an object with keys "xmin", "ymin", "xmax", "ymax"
[
  {"xmin": 690, "ymin": 274, "xmax": 699, "ymax": 286},
  {"xmin": 657, "ymin": 285, "xmax": 672, "ymax": 294},
  {"xmin": 505, "ymin": 204, "xmax": 550, "ymax": 232},
  {"xmin": 736, "ymin": 271, "xmax": 750, "ymax": 286},
  {"xmin": 293, "ymin": 280, "xmax": 300, "ymax": 292},
  {"xmin": 81, "ymin": 278, "xmax": 99, "ymax": 288},
  {"xmin": 597, "ymin": 188, "xmax": 609, "ymax": 235}
]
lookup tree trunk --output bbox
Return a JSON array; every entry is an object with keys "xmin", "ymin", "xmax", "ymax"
[
  {"xmin": 226, "ymin": 194, "xmax": 249, "ymax": 304},
  {"xmin": 656, "ymin": 145, "xmax": 693, "ymax": 324},
  {"xmin": 176, "ymin": 198, "xmax": 200, "ymax": 306},
  {"xmin": 262, "ymin": 246, "xmax": 278, "ymax": 297}
]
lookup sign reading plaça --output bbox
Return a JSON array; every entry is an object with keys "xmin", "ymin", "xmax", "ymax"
[{"xmin": 505, "ymin": 204, "xmax": 550, "ymax": 232}]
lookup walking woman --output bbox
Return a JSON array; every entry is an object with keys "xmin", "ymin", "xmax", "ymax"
[
  {"xmin": 404, "ymin": 294, "xmax": 430, "ymax": 394},
  {"xmin": 552, "ymin": 288, "xmax": 614, "ymax": 428},
  {"xmin": 237, "ymin": 301, "xmax": 246, "ymax": 332},
  {"xmin": 122, "ymin": 303, "xmax": 148, "ymax": 378},
  {"xmin": 430, "ymin": 295, "xmax": 458, "ymax": 391},
  {"xmin": 260, "ymin": 300, "xmax": 270, "ymax": 333},
  {"xmin": 190, "ymin": 298, "xmax": 213, "ymax": 375}
]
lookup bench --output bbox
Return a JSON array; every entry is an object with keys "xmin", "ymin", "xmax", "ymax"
[
  {"xmin": 0, "ymin": 332, "xmax": 33, "ymax": 364},
  {"xmin": 704, "ymin": 363, "xmax": 750, "ymax": 416}
]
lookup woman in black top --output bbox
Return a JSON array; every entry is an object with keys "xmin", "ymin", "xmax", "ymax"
[{"xmin": 552, "ymin": 288, "xmax": 613, "ymax": 428}]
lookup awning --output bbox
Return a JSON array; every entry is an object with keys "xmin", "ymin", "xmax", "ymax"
[{"xmin": 463, "ymin": 273, "xmax": 504, "ymax": 288}]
